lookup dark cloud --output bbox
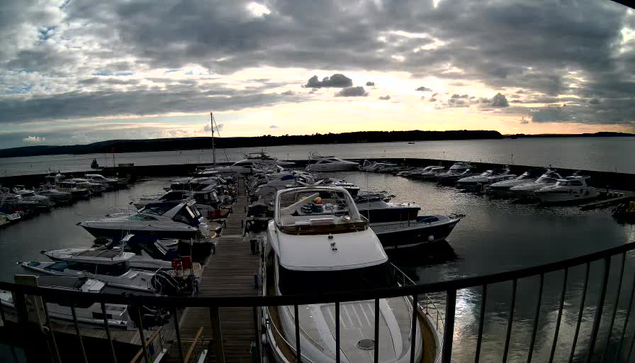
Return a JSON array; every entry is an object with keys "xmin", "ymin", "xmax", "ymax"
[
  {"xmin": 366, "ymin": 81, "xmax": 375, "ymax": 86},
  {"xmin": 269, "ymin": 125, "xmax": 279, "ymax": 129},
  {"xmin": 491, "ymin": 93, "xmax": 509, "ymax": 107},
  {"xmin": 416, "ymin": 86, "xmax": 432, "ymax": 92},
  {"xmin": 429, "ymin": 98, "xmax": 437, "ymax": 102},
  {"xmin": 451, "ymin": 94, "xmax": 469, "ymax": 99},
  {"xmin": 0, "ymin": 0, "xmax": 632, "ymax": 129},
  {"xmin": 520, "ymin": 117, "xmax": 530, "ymax": 125},
  {"xmin": 305, "ymin": 74, "xmax": 353, "ymax": 88},
  {"xmin": 281, "ymin": 90, "xmax": 295, "ymax": 96},
  {"xmin": 588, "ymin": 98, "xmax": 601, "ymax": 105},
  {"xmin": 0, "ymin": 88, "xmax": 305, "ymax": 124},
  {"xmin": 379, "ymin": 95, "xmax": 391, "ymax": 100},
  {"xmin": 335, "ymin": 86, "xmax": 368, "ymax": 97}
]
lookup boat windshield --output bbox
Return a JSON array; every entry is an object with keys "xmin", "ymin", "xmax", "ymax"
[
  {"xmin": 276, "ymin": 189, "xmax": 366, "ymax": 234},
  {"xmin": 557, "ymin": 180, "xmax": 584, "ymax": 187},
  {"xmin": 537, "ymin": 175, "xmax": 558, "ymax": 184},
  {"xmin": 278, "ymin": 262, "xmax": 390, "ymax": 295}
]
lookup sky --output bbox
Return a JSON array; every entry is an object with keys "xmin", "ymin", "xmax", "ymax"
[{"xmin": 0, "ymin": 0, "xmax": 634, "ymax": 149}]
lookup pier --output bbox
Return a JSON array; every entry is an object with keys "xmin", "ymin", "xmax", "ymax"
[{"xmin": 165, "ymin": 179, "xmax": 260, "ymax": 363}]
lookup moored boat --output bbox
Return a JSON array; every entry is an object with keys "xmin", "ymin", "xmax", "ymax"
[
  {"xmin": 535, "ymin": 176, "xmax": 599, "ymax": 204},
  {"xmin": 261, "ymin": 186, "xmax": 435, "ymax": 362}
]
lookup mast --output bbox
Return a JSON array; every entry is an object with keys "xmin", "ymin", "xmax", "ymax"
[{"xmin": 210, "ymin": 112, "xmax": 216, "ymax": 166}]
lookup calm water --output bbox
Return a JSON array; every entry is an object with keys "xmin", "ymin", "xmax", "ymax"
[
  {"xmin": 2, "ymin": 137, "xmax": 635, "ymax": 177},
  {"xmin": 1, "ymin": 172, "xmax": 634, "ymax": 361}
]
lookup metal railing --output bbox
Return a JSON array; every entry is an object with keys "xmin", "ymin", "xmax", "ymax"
[{"xmin": 2, "ymin": 242, "xmax": 635, "ymax": 363}]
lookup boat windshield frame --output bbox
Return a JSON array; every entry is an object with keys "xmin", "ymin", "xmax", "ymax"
[{"xmin": 275, "ymin": 188, "xmax": 367, "ymax": 234}]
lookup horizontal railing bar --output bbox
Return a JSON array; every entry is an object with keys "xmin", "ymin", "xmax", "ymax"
[{"xmin": 3, "ymin": 242, "xmax": 634, "ymax": 307}]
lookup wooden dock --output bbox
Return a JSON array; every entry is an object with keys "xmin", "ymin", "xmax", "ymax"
[{"xmin": 166, "ymin": 179, "xmax": 260, "ymax": 363}]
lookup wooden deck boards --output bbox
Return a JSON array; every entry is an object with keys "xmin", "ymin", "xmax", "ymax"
[{"xmin": 168, "ymin": 179, "xmax": 260, "ymax": 363}]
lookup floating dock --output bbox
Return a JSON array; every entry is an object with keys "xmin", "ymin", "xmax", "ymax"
[{"xmin": 163, "ymin": 178, "xmax": 260, "ymax": 363}]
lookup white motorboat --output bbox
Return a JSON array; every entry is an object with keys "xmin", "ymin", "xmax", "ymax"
[
  {"xmin": 456, "ymin": 167, "xmax": 515, "ymax": 191},
  {"xmin": 79, "ymin": 201, "xmax": 213, "ymax": 241},
  {"xmin": 21, "ymin": 248, "xmax": 199, "ymax": 296},
  {"xmin": 262, "ymin": 186, "xmax": 433, "ymax": 362},
  {"xmin": 509, "ymin": 170, "xmax": 564, "ymax": 198},
  {"xmin": 305, "ymin": 157, "xmax": 360, "ymax": 172},
  {"xmin": 42, "ymin": 243, "xmax": 175, "ymax": 271},
  {"xmin": 436, "ymin": 162, "xmax": 478, "ymax": 185},
  {"xmin": 0, "ymin": 275, "xmax": 170, "ymax": 330},
  {"xmin": 360, "ymin": 160, "xmax": 398, "ymax": 172},
  {"xmin": 56, "ymin": 180, "xmax": 91, "ymax": 200},
  {"xmin": 37, "ymin": 187, "xmax": 73, "ymax": 205},
  {"xmin": 486, "ymin": 168, "xmax": 547, "ymax": 197},
  {"xmin": 69, "ymin": 178, "xmax": 107, "ymax": 195},
  {"xmin": 85, "ymin": 173, "xmax": 120, "ymax": 190},
  {"xmin": 204, "ymin": 159, "xmax": 266, "ymax": 175},
  {"xmin": 11, "ymin": 186, "xmax": 54, "ymax": 209},
  {"xmin": 535, "ymin": 176, "xmax": 599, "ymax": 204},
  {"xmin": 403, "ymin": 166, "xmax": 446, "ymax": 180}
]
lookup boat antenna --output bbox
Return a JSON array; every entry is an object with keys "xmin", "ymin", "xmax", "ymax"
[
  {"xmin": 210, "ymin": 112, "xmax": 230, "ymax": 162},
  {"xmin": 210, "ymin": 112, "xmax": 216, "ymax": 167}
]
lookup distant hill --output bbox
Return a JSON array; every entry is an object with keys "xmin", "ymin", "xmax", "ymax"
[
  {"xmin": 0, "ymin": 130, "xmax": 503, "ymax": 158},
  {"xmin": 508, "ymin": 132, "xmax": 635, "ymax": 138}
]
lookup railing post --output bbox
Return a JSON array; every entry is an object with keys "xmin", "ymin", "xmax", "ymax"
[
  {"xmin": 410, "ymin": 294, "xmax": 418, "ymax": 363},
  {"xmin": 586, "ymin": 257, "xmax": 611, "ymax": 363},
  {"xmin": 615, "ymin": 261, "xmax": 635, "ymax": 363},
  {"xmin": 503, "ymin": 279, "xmax": 518, "ymax": 363},
  {"xmin": 475, "ymin": 284, "xmax": 487, "ymax": 363},
  {"xmin": 442, "ymin": 289, "xmax": 456, "ymax": 363},
  {"xmin": 253, "ymin": 306, "xmax": 261, "ymax": 363},
  {"xmin": 172, "ymin": 307, "xmax": 185, "ymax": 363},
  {"xmin": 100, "ymin": 302, "xmax": 118, "ymax": 363},
  {"xmin": 134, "ymin": 305, "xmax": 150, "ymax": 363},
  {"xmin": 210, "ymin": 306, "xmax": 226, "ymax": 363},
  {"xmin": 569, "ymin": 262, "xmax": 590, "ymax": 363},
  {"xmin": 374, "ymin": 298, "xmax": 380, "ymax": 363},
  {"xmin": 527, "ymin": 273, "xmax": 544, "ymax": 362},
  {"xmin": 602, "ymin": 253, "xmax": 626, "ymax": 362},
  {"xmin": 294, "ymin": 304, "xmax": 301, "ymax": 362},
  {"xmin": 335, "ymin": 302, "xmax": 340, "ymax": 363},
  {"xmin": 549, "ymin": 268, "xmax": 568, "ymax": 363},
  {"xmin": 71, "ymin": 304, "xmax": 89, "ymax": 363}
]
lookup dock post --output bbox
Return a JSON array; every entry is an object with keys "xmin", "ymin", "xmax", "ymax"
[{"xmin": 210, "ymin": 306, "xmax": 226, "ymax": 363}]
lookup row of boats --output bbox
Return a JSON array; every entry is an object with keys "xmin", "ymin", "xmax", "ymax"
[
  {"xmin": 365, "ymin": 161, "xmax": 600, "ymax": 204},
  {"xmin": 0, "ymin": 173, "xmax": 128, "ymax": 227},
  {"xmin": 2, "ymin": 172, "xmax": 241, "ymax": 332}
]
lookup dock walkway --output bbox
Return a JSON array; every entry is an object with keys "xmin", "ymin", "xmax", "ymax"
[{"xmin": 170, "ymin": 179, "xmax": 259, "ymax": 363}]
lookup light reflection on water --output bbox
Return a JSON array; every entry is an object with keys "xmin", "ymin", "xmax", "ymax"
[{"xmin": 327, "ymin": 171, "xmax": 635, "ymax": 362}]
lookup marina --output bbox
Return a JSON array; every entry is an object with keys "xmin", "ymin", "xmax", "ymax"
[{"xmin": 0, "ymin": 151, "xmax": 634, "ymax": 362}]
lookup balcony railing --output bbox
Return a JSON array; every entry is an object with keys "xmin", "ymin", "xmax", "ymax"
[{"xmin": 1, "ymin": 241, "xmax": 635, "ymax": 363}]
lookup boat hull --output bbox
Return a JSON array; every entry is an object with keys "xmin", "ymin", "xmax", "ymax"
[
  {"xmin": 537, "ymin": 190, "xmax": 599, "ymax": 205},
  {"xmin": 81, "ymin": 225, "xmax": 199, "ymax": 241},
  {"xmin": 358, "ymin": 207, "xmax": 420, "ymax": 224},
  {"xmin": 371, "ymin": 217, "xmax": 460, "ymax": 250}
]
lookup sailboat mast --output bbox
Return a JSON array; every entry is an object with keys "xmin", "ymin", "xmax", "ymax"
[{"xmin": 210, "ymin": 112, "xmax": 216, "ymax": 166}]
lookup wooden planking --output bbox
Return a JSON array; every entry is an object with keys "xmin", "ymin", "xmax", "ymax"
[{"xmin": 171, "ymin": 178, "xmax": 259, "ymax": 363}]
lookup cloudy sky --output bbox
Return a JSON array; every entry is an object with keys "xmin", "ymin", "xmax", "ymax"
[{"xmin": 0, "ymin": 0, "xmax": 634, "ymax": 148}]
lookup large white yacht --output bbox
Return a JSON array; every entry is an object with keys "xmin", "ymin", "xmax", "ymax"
[
  {"xmin": 79, "ymin": 201, "xmax": 212, "ymax": 240},
  {"xmin": 455, "ymin": 167, "xmax": 515, "ymax": 191},
  {"xmin": 262, "ymin": 186, "xmax": 435, "ymax": 362},
  {"xmin": 535, "ymin": 176, "xmax": 599, "ymax": 204},
  {"xmin": 305, "ymin": 157, "xmax": 360, "ymax": 172},
  {"xmin": 508, "ymin": 169, "xmax": 563, "ymax": 198},
  {"xmin": 0, "ymin": 275, "xmax": 170, "ymax": 330},
  {"xmin": 436, "ymin": 162, "xmax": 478, "ymax": 185},
  {"xmin": 485, "ymin": 168, "xmax": 546, "ymax": 197}
]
